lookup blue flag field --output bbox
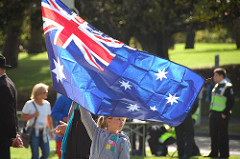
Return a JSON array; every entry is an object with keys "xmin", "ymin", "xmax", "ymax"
[{"xmin": 41, "ymin": 0, "xmax": 205, "ymax": 126}]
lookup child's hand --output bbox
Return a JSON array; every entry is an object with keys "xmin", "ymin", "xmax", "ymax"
[{"xmin": 55, "ymin": 121, "xmax": 68, "ymax": 137}]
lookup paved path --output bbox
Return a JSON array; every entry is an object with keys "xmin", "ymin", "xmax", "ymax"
[
  {"xmin": 168, "ymin": 135, "xmax": 240, "ymax": 156},
  {"xmin": 144, "ymin": 134, "xmax": 240, "ymax": 156}
]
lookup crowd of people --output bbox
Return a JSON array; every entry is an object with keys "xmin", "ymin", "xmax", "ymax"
[{"xmin": 0, "ymin": 54, "xmax": 235, "ymax": 159}]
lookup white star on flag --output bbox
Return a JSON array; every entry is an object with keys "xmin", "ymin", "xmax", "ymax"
[
  {"xmin": 127, "ymin": 104, "xmax": 140, "ymax": 112},
  {"xmin": 119, "ymin": 80, "xmax": 132, "ymax": 90},
  {"xmin": 150, "ymin": 106, "xmax": 158, "ymax": 111},
  {"xmin": 166, "ymin": 93, "xmax": 179, "ymax": 105},
  {"xmin": 52, "ymin": 58, "xmax": 66, "ymax": 82},
  {"xmin": 155, "ymin": 68, "xmax": 168, "ymax": 81}
]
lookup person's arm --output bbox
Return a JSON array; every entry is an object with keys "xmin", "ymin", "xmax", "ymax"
[
  {"xmin": 223, "ymin": 86, "xmax": 235, "ymax": 116},
  {"xmin": 67, "ymin": 101, "xmax": 76, "ymax": 122},
  {"xmin": 21, "ymin": 112, "xmax": 39, "ymax": 121},
  {"xmin": 46, "ymin": 115, "xmax": 54, "ymax": 130},
  {"xmin": 79, "ymin": 105, "xmax": 98, "ymax": 140},
  {"xmin": 46, "ymin": 114, "xmax": 55, "ymax": 138},
  {"xmin": 0, "ymin": 82, "xmax": 17, "ymax": 146}
]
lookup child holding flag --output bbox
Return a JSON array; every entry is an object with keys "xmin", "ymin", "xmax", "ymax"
[{"xmin": 77, "ymin": 102, "xmax": 130, "ymax": 159}]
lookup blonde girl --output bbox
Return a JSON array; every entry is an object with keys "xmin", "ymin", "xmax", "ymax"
[{"xmin": 75, "ymin": 102, "xmax": 130, "ymax": 159}]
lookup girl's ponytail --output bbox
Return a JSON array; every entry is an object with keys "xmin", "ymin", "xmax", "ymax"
[{"xmin": 97, "ymin": 116, "xmax": 111, "ymax": 130}]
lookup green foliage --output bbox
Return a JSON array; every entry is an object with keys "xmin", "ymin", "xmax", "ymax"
[
  {"xmin": 191, "ymin": 0, "xmax": 240, "ymax": 42},
  {"xmin": 192, "ymin": 0, "xmax": 240, "ymax": 25},
  {"xmin": 195, "ymin": 29, "xmax": 233, "ymax": 43}
]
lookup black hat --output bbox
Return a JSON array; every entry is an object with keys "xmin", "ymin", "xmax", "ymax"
[{"xmin": 0, "ymin": 55, "xmax": 11, "ymax": 68}]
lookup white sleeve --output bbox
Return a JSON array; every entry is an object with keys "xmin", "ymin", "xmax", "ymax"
[{"xmin": 22, "ymin": 101, "xmax": 35, "ymax": 114}]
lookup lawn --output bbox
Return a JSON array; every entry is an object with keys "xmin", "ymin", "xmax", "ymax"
[
  {"xmin": 169, "ymin": 43, "xmax": 240, "ymax": 68},
  {"xmin": 10, "ymin": 141, "xmax": 240, "ymax": 159}
]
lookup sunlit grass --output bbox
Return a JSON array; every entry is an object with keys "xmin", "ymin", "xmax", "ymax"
[{"xmin": 169, "ymin": 43, "xmax": 240, "ymax": 68}]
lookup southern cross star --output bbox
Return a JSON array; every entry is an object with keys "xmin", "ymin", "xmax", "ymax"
[
  {"xmin": 155, "ymin": 68, "xmax": 168, "ymax": 81},
  {"xmin": 119, "ymin": 80, "xmax": 132, "ymax": 90},
  {"xmin": 52, "ymin": 58, "xmax": 66, "ymax": 82},
  {"xmin": 127, "ymin": 104, "xmax": 140, "ymax": 112},
  {"xmin": 150, "ymin": 106, "xmax": 158, "ymax": 111},
  {"xmin": 166, "ymin": 93, "xmax": 179, "ymax": 105}
]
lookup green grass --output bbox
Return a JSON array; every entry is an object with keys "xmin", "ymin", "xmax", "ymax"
[
  {"xmin": 10, "ymin": 141, "xmax": 240, "ymax": 159},
  {"xmin": 169, "ymin": 43, "xmax": 240, "ymax": 68},
  {"xmin": 8, "ymin": 52, "xmax": 52, "ymax": 92},
  {"xmin": 11, "ymin": 141, "xmax": 57, "ymax": 159}
]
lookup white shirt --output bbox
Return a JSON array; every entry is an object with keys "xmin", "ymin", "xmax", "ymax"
[{"xmin": 22, "ymin": 100, "xmax": 51, "ymax": 129}]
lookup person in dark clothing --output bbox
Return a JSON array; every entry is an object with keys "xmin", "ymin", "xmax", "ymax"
[
  {"xmin": 175, "ymin": 98, "xmax": 201, "ymax": 159},
  {"xmin": 205, "ymin": 68, "xmax": 234, "ymax": 158},
  {"xmin": 55, "ymin": 101, "xmax": 97, "ymax": 159},
  {"xmin": 0, "ymin": 55, "xmax": 23, "ymax": 159},
  {"xmin": 148, "ymin": 124, "xmax": 176, "ymax": 156}
]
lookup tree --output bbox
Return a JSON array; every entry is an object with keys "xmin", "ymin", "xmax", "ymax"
[
  {"xmin": 192, "ymin": 0, "xmax": 240, "ymax": 49},
  {"xmin": 75, "ymin": 0, "xmax": 195, "ymax": 59},
  {"xmin": 28, "ymin": 1, "xmax": 45, "ymax": 53},
  {"xmin": 126, "ymin": 0, "xmax": 197, "ymax": 59},
  {"xmin": 0, "ymin": 0, "xmax": 30, "ymax": 67}
]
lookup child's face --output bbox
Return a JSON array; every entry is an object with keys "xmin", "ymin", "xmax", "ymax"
[{"xmin": 107, "ymin": 117, "xmax": 126, "ymax": 133}]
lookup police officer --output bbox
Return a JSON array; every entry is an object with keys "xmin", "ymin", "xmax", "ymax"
[{"xmin": 206, "ymin": 68, "xmax": 234, "ymax": 158}]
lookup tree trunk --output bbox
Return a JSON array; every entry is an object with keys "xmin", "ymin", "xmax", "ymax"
[
  {"xmin": 28, "ymin": 1, "xmax": 45, "ymax": 53},
  {"xmin": 233, "ymin": 18, "xmax": 240, "ymax": 49},
  {"xmin": 236, "ymin": 36, "xmax": 240, "ymax": 49},
  {"xmin": 157, "ymin": 31, "xmax": 170, "ymax": 60},
  {"xmin": 2, "ymin": 28, "xmax": 20, "ymax": 68},
  {"xmin": 185, "ymin": 23, "xmax": 195, "ymax": 49},
  {"xmin": 135, "ymin": 32, "xmax": 169, "ymax": 60}
]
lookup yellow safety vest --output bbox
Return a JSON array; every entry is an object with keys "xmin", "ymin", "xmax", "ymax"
[
  {"xmin": 159, "ymin": 124, "xmax": 176, "ymax": 143},
  {"xmin": 210, "ymin": 82, "xmax": 232, "ymax": 112},
  {"xmin": 192, "ymin": 107, "xmax": 199, "ymax": 121}
]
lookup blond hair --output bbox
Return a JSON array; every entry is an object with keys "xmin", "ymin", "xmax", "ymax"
[
  {"xmin": 30, "ymin": 83, "xmax": 49, "ymax": 99},
  {"xmin": 97, "ymin": 116, "xmax": 112, "ymax": 130}
]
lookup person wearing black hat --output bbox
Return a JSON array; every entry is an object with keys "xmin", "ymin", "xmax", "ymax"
[{"xmin": 0, "ymin": 55, "xmax": 23, "ymax": 159}]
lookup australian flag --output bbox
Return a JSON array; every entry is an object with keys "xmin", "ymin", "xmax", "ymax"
[{"xmin": 42, "ymin": 0, "xmax": 205, "ymax": 126}]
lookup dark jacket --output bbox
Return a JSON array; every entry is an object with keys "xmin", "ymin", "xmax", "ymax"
[{"xmin": 0, "ymin": 74, "xmax": 18, "ymax": 147}]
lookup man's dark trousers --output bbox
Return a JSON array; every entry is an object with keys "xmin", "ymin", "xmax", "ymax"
[{"xmin": 209, "ymin": 111, "xmax": 229, "ymax": 158}]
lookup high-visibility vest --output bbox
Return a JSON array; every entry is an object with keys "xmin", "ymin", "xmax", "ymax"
[
  {"xmin": 159, "ymin": 124, "xmax": 176, "ymax": 143},
  {"xmin": 192, "ymin": 107, "xmax": 199, "ymax": 121},
  {"xmin": 210, "ymin": 81, "xmax": 232, "ymax": 112}
]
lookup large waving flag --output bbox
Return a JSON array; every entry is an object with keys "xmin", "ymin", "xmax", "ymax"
[{"xmin": 42, "ymin": 0, "xmax": 205, "ymax": 126}]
